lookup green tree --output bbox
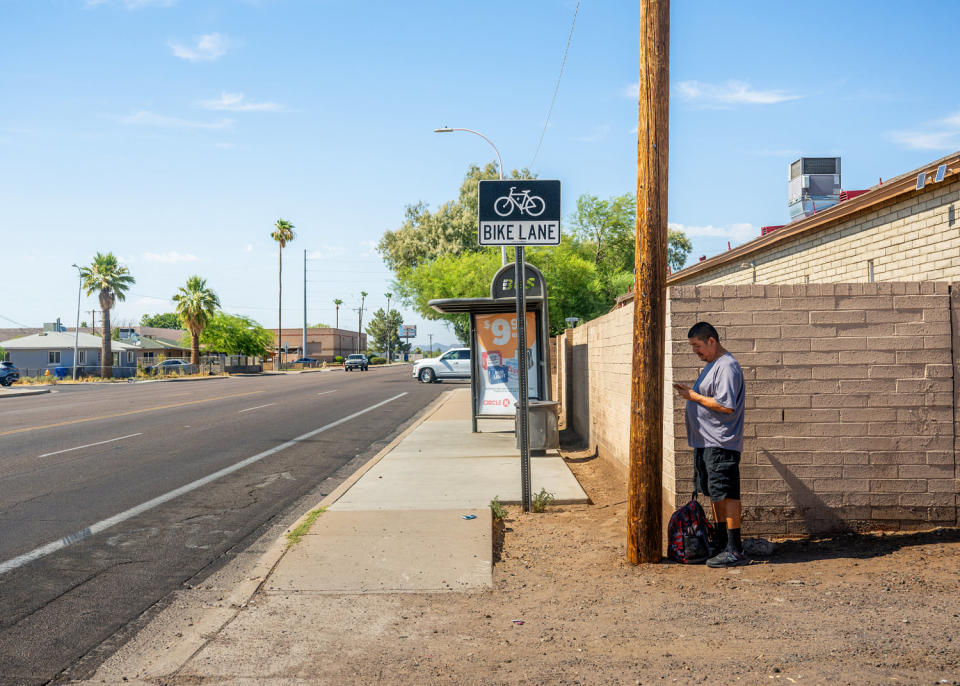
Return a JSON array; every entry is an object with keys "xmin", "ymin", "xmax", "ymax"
[
  {"xmin": 173, "ymin": 276, "xmax": 221, "ymax": 365},
  {"xmin": 378, "ymin": 162, "xmax": 534, "ymax": 273},
  {"xmin": 140, "ymin": 312, "xmax": 183, "ymax": 329},
  {"xmin": 365, "ymin": 308, "xmax": 409, "ymax": 357},
  {"xmin": 271, "ymin": 219, "xmax": 295, "ymax": 368},
  {"xmin": 667, "ymin": 228, "xmax": 693, "ymax": 272},
  {"xmin": 310, "ymin": 322, "xmax": 331, "ymax": 328},
  {"xmin": 197, "ymin": 313, "xmax": 273, "ymax": 356},
  {"xmin": 79, "ymin": 252, "xmax": 135, "ymax": 378},
  {"xmin": 333, "ymin": 299, "xmax": 343, "ymax": 330},
  {"xmin": 570, "ymin": 193, "xmax": 693, "ymax": 273}
]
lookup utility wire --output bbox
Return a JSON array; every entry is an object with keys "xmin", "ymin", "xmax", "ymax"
[
  {"xmin": 529, "ymin": 0, "xmax": 581, "ymax": 169},
  {"xmin": 0, "ymin": 313, "xmax": 31, "ymax": 327}
]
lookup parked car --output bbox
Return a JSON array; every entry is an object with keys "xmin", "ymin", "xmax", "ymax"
[
  {"xmin": 292, "ymin": 357, "xmax": 319, "ymax": 366},
  {"xmin": 412, "ymin": 348, "xmax": 471, "ymax": 383},
  {"xmin": 0, "ymin": 361, "xmax": 20, "ymax": 386},
  {"xmin": 343, "ymin": 354, "xmax": 368, "ymax": 371},
  {"xmin": 145, "ymin": 359, "xmax": 195, "ymax": 375}
]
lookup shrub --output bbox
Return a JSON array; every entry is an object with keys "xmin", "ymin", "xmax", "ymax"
[
  {"xmin": 334, "ymin": 356, "xmax": 344, "ymax": 364},
  {"xmin": 490, "ymin": 496, "xmax": 508, "ymax": 520},
  {"xmin": 531, "ymin": 488, "xmax": 556, "ymax": 513},
  {"xmin": 368, "ymin": 356, "xmax": 386, "ymax": 365}
]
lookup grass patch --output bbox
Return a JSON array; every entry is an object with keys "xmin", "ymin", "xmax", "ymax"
[{"xmin": 286, "ymin": 507, "xmax": 327, "ymax": 547}]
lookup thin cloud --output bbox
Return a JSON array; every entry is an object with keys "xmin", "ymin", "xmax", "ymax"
[
  {"xmin": 121, "ymin": 110, "xmax": 233, "ymax": 130},
  {"xmin": 143, "ymin": 251, "xmax": 199, "ymax": 263},
  {"xmin": 674, "ymin": 80, "xmax": 801, "ymax": 107},
  {"xmin": 307, "ymin": 245, "xmax": 346, "ymax": 260},
  {"xmin": 244, "ymin": 244, "xmax": 254, "ymax": 253},
  {"xmin": 889, "ymin": 110, "xmax": 960, "ymax": 150},
  {"xmin": 200, "ymin": 92, "xmax": 282, "ymax": 112},
  {"xmin": 86, "ymin": 0, "xmax": 177, "ymax": 8},
  {"xmin": 169, "ymin": 33, "xmax": 229, "ymax": 62},
  {"xmin": 670, "ymin": 222, "xmax": 759, "ymax": 243},
  {"xmin": 136, "ymin": 296, "xmax": 172, "ymax": 307},
  {"xmin": 573, "ymin": 124, "xmax": 611, "ymax": 143}
]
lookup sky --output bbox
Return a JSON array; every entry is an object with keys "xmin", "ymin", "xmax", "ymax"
[{"xmin": 2, "ymin": 1, "xmax": 959, "ymax": 347}]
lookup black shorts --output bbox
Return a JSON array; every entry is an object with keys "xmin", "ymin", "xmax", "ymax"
[{"xmin": 694, "ymin": 447, "xmax": 741, "ymax": 502}]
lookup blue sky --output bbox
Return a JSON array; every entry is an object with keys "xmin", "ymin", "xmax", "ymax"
[{"xmin": 2, "ymin": 1, "xmax": 958, "ymax": 345}]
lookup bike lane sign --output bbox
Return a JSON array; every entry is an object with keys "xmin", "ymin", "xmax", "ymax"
[{"xmin": 478, "ymin": 179, "xmax": 561, "ymax": 246}]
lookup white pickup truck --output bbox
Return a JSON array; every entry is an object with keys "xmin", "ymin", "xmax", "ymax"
[{"xmin": 412, "ymin": 348, "xmax": 471, "ymax": 383}]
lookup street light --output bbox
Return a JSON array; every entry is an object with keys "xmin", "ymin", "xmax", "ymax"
[
  {"xmin": 434, "ymin": 126, "xmax": 507, "ymax": 266},
  {"xmin": 385, "ymin": 292, "xmax": 392, "ymax": 364},
  {"xmin": 71, "ymin": 264, "xmax": 82, "ymax": 380}
]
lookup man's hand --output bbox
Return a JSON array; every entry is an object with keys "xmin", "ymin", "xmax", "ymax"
[{"xmin": 673, "ymin": 383, "xmax": 694, "ymax": 401}]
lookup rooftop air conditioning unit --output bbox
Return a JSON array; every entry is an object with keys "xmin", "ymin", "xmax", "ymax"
[{"xmin": 788, "ymin": 157, "xmax": 841, "ymax": 221}]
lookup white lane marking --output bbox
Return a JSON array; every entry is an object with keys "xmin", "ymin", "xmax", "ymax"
[
  {"xmin": 239, "ymin": 403, "xmax": 275, "ymax": 413},
  {"xmin": 37, "ymin": 433, "xmax": 144, "ymax": 459},
  {"xmin": 0, "ymin": 392, "xmax": 408, "ymax": 577},
  {"xmin": 317, "ymin": 390, "xmax": 338, "ymax": 396}
]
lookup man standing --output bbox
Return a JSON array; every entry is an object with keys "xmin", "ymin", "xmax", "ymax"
[{"xmin": 673, "ymin": 321, "xmax": 748, "ymax": 568}]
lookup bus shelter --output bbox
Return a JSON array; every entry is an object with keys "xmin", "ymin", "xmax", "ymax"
[{"xmin": 429, "ymin": 262, "xmax": 553, "ymax": 432}]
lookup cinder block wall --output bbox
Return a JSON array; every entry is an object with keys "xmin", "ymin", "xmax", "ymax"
[
  {"xmin": 561, "ymin": 282, "xmax": 960, "ymax": 535},
  {"xmin": 567, "ymin": 303, "xmax": 678, "ymax": 513}
]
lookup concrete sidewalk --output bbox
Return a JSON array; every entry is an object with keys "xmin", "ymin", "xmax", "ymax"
[{"xmin": 78, "ymin": 387, "xmax": 588, "ymax": 683}]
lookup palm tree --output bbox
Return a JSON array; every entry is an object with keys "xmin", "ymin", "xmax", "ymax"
[
  {"xmin": 271, "ymin": 219, "xmax": 295, "ymax": 369},
  {"xmin": 333, "ymin": 298, "xmax": 343, "ymax": 358},
  {"xmin": 79, "ymin": 252, "xmax": 135, "ymax": 378},
  {"xmin": 173, "ymin": 276, "xmax": 221, "ymax": 366}
]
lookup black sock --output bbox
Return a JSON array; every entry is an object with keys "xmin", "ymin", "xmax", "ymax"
[
  {"xmin": 726, "ymin": 528, "xmax": 742, "ymax": 554},
  {"xmin": 715, "ymin": 523, "xmax": 728, "ymax": 551}
]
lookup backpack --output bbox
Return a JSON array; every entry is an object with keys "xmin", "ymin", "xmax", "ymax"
[{"xmin": 667, "ymin": 492, "xmax": 719, "ymax": 564}]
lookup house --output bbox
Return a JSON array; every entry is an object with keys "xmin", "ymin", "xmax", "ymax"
[
  {"xmin": 271, "ymin": 327, "xmax": 367, "ymax": 362},
  {"xmin": 129, "ymin": 335, "xmax": 192, "ymax": 364},
  {"xmin": 0, "ymin": 331, "xmax": 139, "ymax": 377}
]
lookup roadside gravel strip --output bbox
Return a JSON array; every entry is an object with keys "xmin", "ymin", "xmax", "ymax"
[{"xmin": 0, "ymin": 392, "xmax": 408, "ymax": 577}]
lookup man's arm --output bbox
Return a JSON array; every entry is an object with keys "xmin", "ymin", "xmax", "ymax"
[{"xmin": 673, "ymin": 383, "xmax": 734, "ymax": 414}]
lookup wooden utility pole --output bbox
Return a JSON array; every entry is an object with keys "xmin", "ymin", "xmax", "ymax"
[{"xmin": 628, "ymin": 0, "xmax": 669, "ymax": 565}]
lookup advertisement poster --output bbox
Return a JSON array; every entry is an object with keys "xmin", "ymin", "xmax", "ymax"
[{"xmin": 475, "ymin": 312, "xmax": 539, "ymax": 416}]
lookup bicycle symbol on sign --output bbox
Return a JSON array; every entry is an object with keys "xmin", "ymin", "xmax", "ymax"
[{"xmin": 493, "ymin": 187, "xmax": 546, "ymax": 217}]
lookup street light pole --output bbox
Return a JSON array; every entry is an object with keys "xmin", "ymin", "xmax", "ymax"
[
  {"xmin": 428, "ymin": 333, "xmax": 433, "ymax": 357},
  {"xmin": 72, "ymin": 264, "xmax": 82, "ymax": 380},
  {"xmin": 434, "ymin": 127, "xmax": 508, "ymax": 267},
  {"xmin": 385, "ymin": 292, "xmax": 392, "ymax": 364}
]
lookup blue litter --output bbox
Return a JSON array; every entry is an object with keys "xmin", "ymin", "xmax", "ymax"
[{"xmin": 461, "ymin": 514, "xmax": 477, "ymax": 520}]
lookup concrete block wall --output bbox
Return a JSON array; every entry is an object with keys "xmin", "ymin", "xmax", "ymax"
[
  {"xmin": 670, "ymin": 282, "xmax": 957, "ymax": 535},
  {"xmin": 674, "ymin": 179, "xmax": 960, "ymax": 286},
  {"xmin": 566, "ymin": 303, "xmax": 678, "ymax": 513},
  {"xmin": 559, "ymin": 282, "xmax": 960, "ymax": 536}
]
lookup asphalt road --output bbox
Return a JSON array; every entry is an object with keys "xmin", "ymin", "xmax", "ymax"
[{"xmin": 0, "ymin": 366, "xmax": 448, "ymax": 685}]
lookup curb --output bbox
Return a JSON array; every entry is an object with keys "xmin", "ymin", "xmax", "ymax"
[
  {"xmin": 147, "ymin": 388, "xmax": 456, "ymax": 681},
  {"xmin": 0, "ymin": 387, "xmax": 52, "ymax": 398}
]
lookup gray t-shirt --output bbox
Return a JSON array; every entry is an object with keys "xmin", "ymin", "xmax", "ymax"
[{"xmin": 685, "ymin": 352, "xmax": 745, "ymax": 452}]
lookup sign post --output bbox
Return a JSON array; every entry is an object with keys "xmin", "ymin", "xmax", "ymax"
[{"xmin": 478, "ymin": 179, "xmax": 560, "ymax": 512}]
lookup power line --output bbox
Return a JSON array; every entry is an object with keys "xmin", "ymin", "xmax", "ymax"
[{"xmin": 529, "ymin": 0, "xmax": 581, "ymax": 169}]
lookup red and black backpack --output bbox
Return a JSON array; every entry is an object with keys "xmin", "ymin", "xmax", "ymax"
[{"xmin": 667, "ymin": 492, "xmax": 719, "ymax": 564}]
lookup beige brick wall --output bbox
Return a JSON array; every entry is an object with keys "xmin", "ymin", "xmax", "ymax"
[
  {"xmin": 674, "ymin": 179, "xmax": 960, "ymax": 286},
  {"xmin": 559, "ymin": 282, "xmax": 960, "ymax": 536}
]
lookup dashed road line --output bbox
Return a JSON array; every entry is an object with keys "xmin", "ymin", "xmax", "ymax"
[
  {"xmin": 0, "ymin": 390, "xmax": 265, "ymax": 437},
  {"xmin": 0, "ymin": 392, "xmax": 409, "ymax": 577},
  {"xmin": 239, "ymin": 403, "xmax": 275, "ymax": 413},
  {"xmin": 37, "ymin": 433, "xmax": 144, "ymax": 458},
  {"xmin": 317, "ymin": 390, "xmax": 339, "ymax": 396}
]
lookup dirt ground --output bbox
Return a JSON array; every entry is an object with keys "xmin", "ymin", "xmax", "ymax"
[{"xmin": 158, "ymin": 445, "xmax": 960, "ymax": 686}]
